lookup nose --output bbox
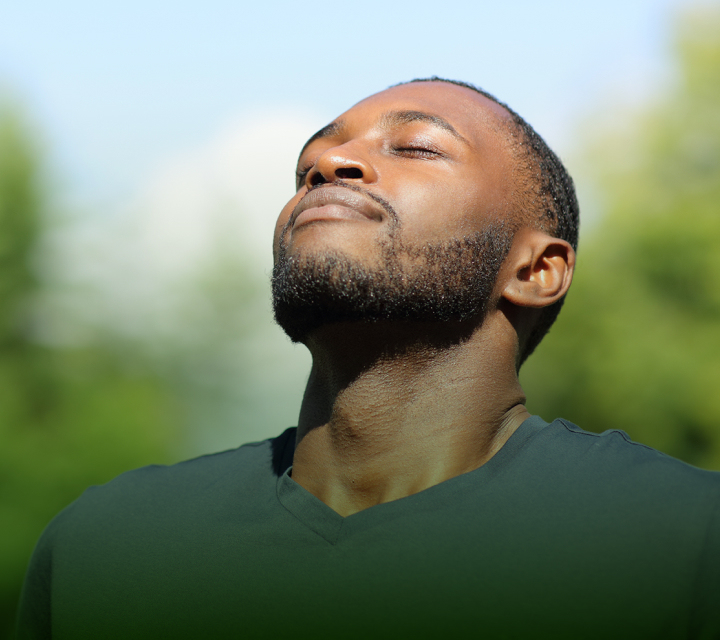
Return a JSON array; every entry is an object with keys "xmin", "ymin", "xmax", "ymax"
[{"xmin": 305, "ymin": 143, "xmax": 378, "ymax": 188}]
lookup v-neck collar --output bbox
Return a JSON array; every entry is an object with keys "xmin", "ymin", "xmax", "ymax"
[{"xmin": 276, "ymin": 415, "xmax": 548, "ymax": 544}]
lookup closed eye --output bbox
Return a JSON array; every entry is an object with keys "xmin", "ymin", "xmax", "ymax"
[{"xmin": 392, "ymin": 146, "xmax": 444, "ymax": 159}]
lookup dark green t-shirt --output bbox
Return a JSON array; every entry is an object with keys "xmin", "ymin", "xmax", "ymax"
[{"xmin": 17, "ymin": 417, "xmax": 720, "ymax": 639}]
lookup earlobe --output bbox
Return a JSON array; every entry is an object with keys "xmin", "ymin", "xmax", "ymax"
[{"xmin": 501, "ymin": 229, "xmax": 575, "ymax": 309}]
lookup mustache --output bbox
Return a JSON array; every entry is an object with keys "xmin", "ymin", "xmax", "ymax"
[
  {"xmin": 305, "ymin": 181, "xmax": 400, "ymax": 225},
  {"xmin": 280, "ymin": 181, "xmax": 400, "ymax": 246}
]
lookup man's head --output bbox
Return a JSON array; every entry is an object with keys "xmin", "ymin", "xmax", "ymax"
[{"xmin": 272, "ymin": 79, "xmax": 578, "ymax": 365}]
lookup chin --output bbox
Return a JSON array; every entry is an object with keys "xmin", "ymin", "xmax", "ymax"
[{"xmin": 272, "ymin": 226, "xmax": 514, "ymax": 345}]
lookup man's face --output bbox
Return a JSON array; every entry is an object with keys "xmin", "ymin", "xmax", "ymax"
[{"xmin": 272, "ymin": 82, "xmax": 518, "ymax": 342}]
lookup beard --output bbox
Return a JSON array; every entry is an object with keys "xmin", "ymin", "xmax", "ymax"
[
  {"xmin": 272, "ymin": 196, "xmax": 514, "ymax": 344},
  {"xmin": 272, "ymin": 228, "xmax": 514, "ymax": 345}
]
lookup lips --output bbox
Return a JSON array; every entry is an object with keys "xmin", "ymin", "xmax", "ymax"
[{"xmin": 290, "ymin": 185, "xmax": 386, "ymax": 230}]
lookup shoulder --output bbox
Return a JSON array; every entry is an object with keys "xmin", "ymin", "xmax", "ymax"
[
  {"xmin": 17, "ymin": 428, "xmax": 296, "ymax": 637},
  {"xmin": 526, "ymin": 415, "xmax": 720, "ymax": 512},
  {"xmin": 542, "ymin": 419, "xmax": 720, "ymax": 637},
  {"xmin": 45, "ymin": 427, "xmax": 295, "ymax": 544},
  {"xmin": 553, "ymin": 416, "xmax": 718, "ymax": 471}
]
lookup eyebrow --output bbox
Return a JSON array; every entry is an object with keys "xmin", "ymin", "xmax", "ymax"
[
  {"xmin": 379, "ymin": 110, "xmax": 470, "ymax": 145},
  {"xmin": 297, "ymin": 108, "xmax": 470, "ymax": 161}
]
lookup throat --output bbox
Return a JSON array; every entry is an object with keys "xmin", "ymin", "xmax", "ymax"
[{"xmin": 290, "ymin": 323, "xmax": 528, "ymax": 517}]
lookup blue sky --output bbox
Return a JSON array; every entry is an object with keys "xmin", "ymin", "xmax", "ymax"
[{"xmin": 0, "ymin": 0, "xmax": 694, "ymax": 206}]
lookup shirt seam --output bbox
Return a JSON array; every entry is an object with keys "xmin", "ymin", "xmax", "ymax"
[
  {"xmin": 557, "ymin": 418, "xmax": 669, "ymax": 454},
  {"xmin": 275, "ymin": 471, "xmax": 342, "ymax": 546}
]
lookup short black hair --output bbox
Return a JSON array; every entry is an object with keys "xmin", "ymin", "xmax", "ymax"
[{"xmin": 400, "ymin": 77, "xmax": 580, "ymax": 365}]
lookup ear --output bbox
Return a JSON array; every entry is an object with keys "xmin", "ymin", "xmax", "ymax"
[{"xmin": 500, "ymin": 228, "xmax": 576, "ymax": 308}]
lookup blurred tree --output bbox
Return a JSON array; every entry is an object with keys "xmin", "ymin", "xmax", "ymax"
[
  {"xmin": 521, "ymin": 6, "xmax": 720, "ymax": 470},
  {"xmin": 0, "ymin": 105, "xmax": 179, "ymax": 637}
]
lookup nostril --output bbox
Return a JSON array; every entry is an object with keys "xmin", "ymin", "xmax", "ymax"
[
  {"xmin": 310, "ymin": 172, "xmax": 327, "ymax": 187},
  {"xmin": 335, "ymin": 167, "xmax": 363, "ymax": 180}
]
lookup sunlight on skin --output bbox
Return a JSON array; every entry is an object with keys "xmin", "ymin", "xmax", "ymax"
[{"xmin": 278, "ymin": 83, "xmax": 574, "ymax": 516}]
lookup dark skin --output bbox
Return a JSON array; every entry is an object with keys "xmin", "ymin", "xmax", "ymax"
[{"xmin": 274, "ymin": 82, "xmax": 575, "ymax": 517}]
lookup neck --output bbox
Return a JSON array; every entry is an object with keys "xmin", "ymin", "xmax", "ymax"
[{"xmin": 291, "ymin": 312, "xmax": 529, "ymax": 517}]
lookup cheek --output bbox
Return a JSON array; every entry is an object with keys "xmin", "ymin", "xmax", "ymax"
[{"xmin": 391, "ymin": 175, "xmax": 501, "ymax": 245}]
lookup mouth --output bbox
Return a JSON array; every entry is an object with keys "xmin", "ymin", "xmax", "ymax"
[{"xmin": 289, "ymin": 184, "xmax": 387, "ymax": 230}]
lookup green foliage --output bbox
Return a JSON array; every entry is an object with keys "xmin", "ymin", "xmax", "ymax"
[
  {"xmin": 0, "ymin": 105, "xmax": 178, "ymax": 638},
  {"xmin": 522, "ymin": 7, "xmax": 720, "ymax": 470},
  {"xmin": 0, "ymin": 109, "xmax": 41, "ymax": 346}
]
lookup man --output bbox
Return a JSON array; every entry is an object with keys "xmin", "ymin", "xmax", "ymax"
[{"xmin": 18, "ymin": 79, "xmax": 720, "ymax": 639}]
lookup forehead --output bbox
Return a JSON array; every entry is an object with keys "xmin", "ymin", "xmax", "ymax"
[{"xmin": 334, "ymin": 82, "xmax": 514, "ymax": 147}]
